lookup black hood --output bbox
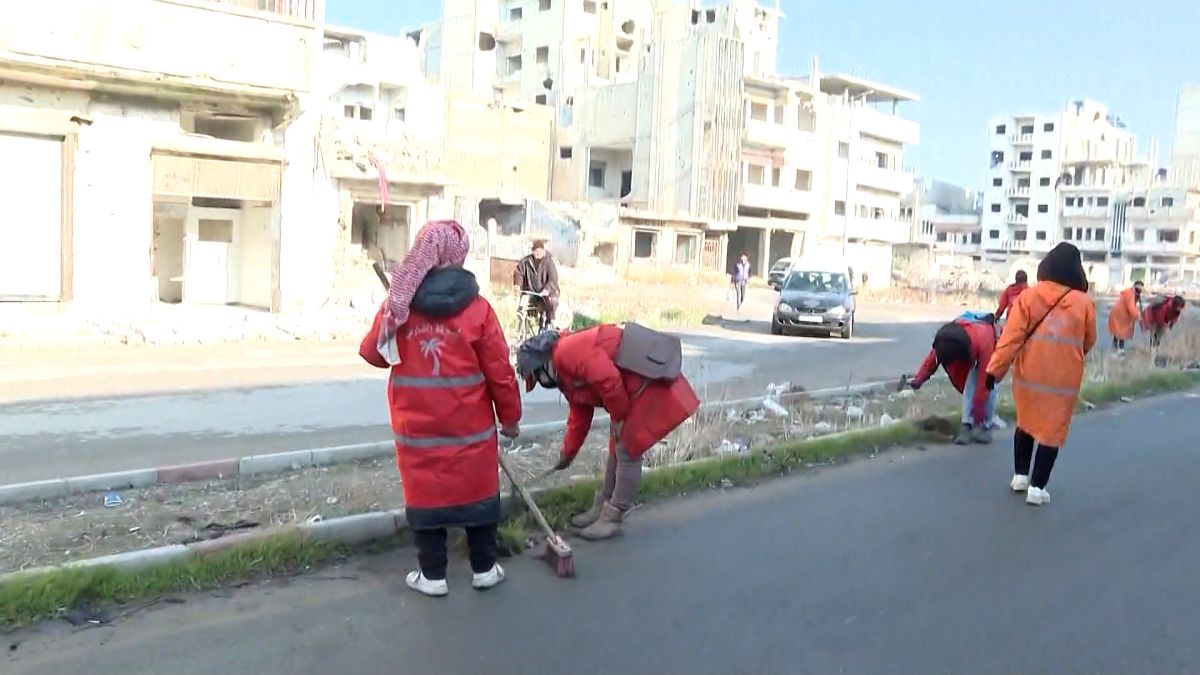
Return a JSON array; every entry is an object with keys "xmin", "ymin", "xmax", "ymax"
[
  {"xmin": 1037, "ymin": 242, "xmax": 1089, "ymax": 293},
  {"xmin": 411, "ymin": 267, "xmax": 480, "ymax": 318},
  {"xmin": 932, "ymin": 321, "xmax": 971, "ymax": 365}
]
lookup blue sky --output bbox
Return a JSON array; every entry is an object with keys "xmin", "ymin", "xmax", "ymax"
[{"xmin": 328, "ymin": 0, "xmax": 1200, "ymax": 190}]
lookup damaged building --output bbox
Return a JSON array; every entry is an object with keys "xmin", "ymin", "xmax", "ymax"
[{"xmin": 0, "ymin": 0, "xmax": 324, "ymax": 313}]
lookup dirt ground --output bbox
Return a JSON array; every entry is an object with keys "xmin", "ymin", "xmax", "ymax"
[{"xmin": 0, "ymin": 380, "xmax": 962, "ymax": 573}]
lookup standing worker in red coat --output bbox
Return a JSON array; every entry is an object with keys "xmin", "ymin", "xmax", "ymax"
[
  {"xmin": 995, "ymin": 270, "xmax": 1028, "ymax": 323},
  {"xmin": 516, "ymin": 326, "xmax": 700, "ymax": 540},
  {"xmin": 1142, "ymin": 295, "xmax": 1186, "ymax": 347},
  {"xmin": 360, "ymin": 220, "xmax": 522, "ymax": 598},
  {"xmin": 908, "ymin": 314, "xmax": 1001, "ymax": 445}
]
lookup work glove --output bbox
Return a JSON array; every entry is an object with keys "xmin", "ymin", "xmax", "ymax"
[
  {"xmin": 985, "ymin": 374, "xmax": 996, "ymax": 391},
  {"xmin": 552, "ymin": 454, "xmax": 574, "ymax": 472},
  {"xmin": 499, "ymin": 422, "xmax": 520, "ymax": 439},
  {"xmin": 909, "ymin": 379, "xmax": 923, "ymax": 391}
]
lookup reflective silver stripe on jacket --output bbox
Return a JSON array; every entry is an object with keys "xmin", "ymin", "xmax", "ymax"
[
  {"xmin": 1028, "ymin": 333, "xmax": 1085, "ymax": 347},
  {"xmin": 390, "ymin": 373, "xmax": 486, "ymax": 388},
  {"xmin": 1013, "ymin": 375, "xmax": 1080, "ymax": 397},
  {"xmin": 395, "ymin": 426, "xmax": 497, "ymax": 449}
]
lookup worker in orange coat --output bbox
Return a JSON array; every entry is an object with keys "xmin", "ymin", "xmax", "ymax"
[
  {"xmin": 1106, "ymin": 280, "xmax": 1143, "ymax": 353},
  {"xmin": 986, "ymin": 243, "xmax": 1096, "ymax": 507}
]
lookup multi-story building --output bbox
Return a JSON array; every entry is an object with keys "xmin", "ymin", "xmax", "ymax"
[
  {"xmin": 414, "ymin": 0, "xmax": 919, "ymax": 280},
  {"xmin": 1171, "ymin": 84, "xmax": 1200, "ymax": 189},
  {"xmin": 0, "ymin": 0, "xmax": 323, "ymax": 311},
  {"xmin": 980, "ymin": 100, "xmax": 1139, "ymax": 261},
  {"xmin": 911, "ymin": 178, "xmax": 983, "ymax": 257},
  {"xmin": 981, "ymin": 99, "xmax": 1200, "ymax": 288}
]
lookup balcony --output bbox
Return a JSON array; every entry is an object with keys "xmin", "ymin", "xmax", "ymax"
[
  {"xmin": 496, "ymin": 21, "xmax": 523, "ymax": 44},
  {"xmin": 851, "ymin": 106, "xmax": 919, "ymax": 145},
  {"xmin": 740, "ymin": 183, "xmax": 815, "ymax": 215},
  {"xmin": 855, "ymin": 163, "xmax": 915, "ymax": 195},
  {"xmin": 744, "ymin": 119, "xmax": 789, "ymax": 149},
  {"xmin": 1007, "ymin": 186, "xmax": 1030, "ymax": 198},
  {"xmin": 1007, "ymin": 213, "xmax": 1030, "ymax": 226},
  {"xmin": 0, "ymin": 0, "xmax": 315, "ymax": 100},
  {"xmin": 1010, "ymin": 133, "xmax": 1034, "ymax": 145},
  {"xmin": 1008, "ymin": 160, "xmax": 1032, "ymax": 172}
]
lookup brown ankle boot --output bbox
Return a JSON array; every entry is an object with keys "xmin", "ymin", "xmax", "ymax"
[
  {"xmin": 569, "ymin": 493, "xmax": 606, "ymax": 529},
  {"xmin": 578, "ymin": 503, "xmax": 625, "ymax": 541}
]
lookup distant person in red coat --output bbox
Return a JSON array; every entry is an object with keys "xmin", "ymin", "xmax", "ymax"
[
  {"xmin": 909, "ymin": 314, "xmax": 1001, "ymax": 445},
  {"xmin": 516, "ymin": 326, "xmax": 700, "ymax": 541},
  {"xmin": 360, "ymin": 220, "xmax": 522, "ymax": 598},
  {"xmin": 1142, "ymin": 295, "xmax": 1186, "ymax": 347},
  {"xmin": 995, "ymin": 270, "xmax": 1028, "ymax": 322}
]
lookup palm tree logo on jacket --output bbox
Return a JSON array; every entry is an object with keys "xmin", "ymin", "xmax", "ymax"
[{"xmin": 419, "ymin": 337, "xmax": 444, "ymax": 376}]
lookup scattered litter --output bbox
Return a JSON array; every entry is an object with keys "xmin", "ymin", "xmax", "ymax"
[
  {"xmin": 103, "ymin": 492, "xmax": 123, "ymax": 508},
  {"xmin": 893, "ymin": 389, "xmax": 915, "ymax": 399},
  {"xmin": 717, "ymin": 440, "xmax": 748, "ymax": 456},
  {"xmin": 845, "ymin": 405, "xmax": 865, "ymax": 420},
  {"xmin": 1119, "ymin": 396, "xmax": 1134, "ymax": 403},
  {"xmin": 813, "ymin": 421, "xmax": 833, "ymax": 433},
  {"xmin": 1185, "ymin": 393, "xmax": 1200, "ymax": 399},
  {"xmin": 725, "ymin": 407, "xmax": 739, "ymax": 422},
  {"xmin": 880, "ymin": 413, "xmax": 896, "ymax": 427},
  {"xmin": 326, "ymin": 497, "xmax": 339, "ymax": 505},
  {"xmin": 306, "ymin": 514, "xmax": 324, "ymax": 524},
  {"xmin": 743, "ymin": 409, "xmax": 767, "ymax": 424},
  {"xmin": 762, "ymin": 397, "xmax": 789, "ymax": 418},
  {"xmin": 128, "ymin": 527, "xmax": 141, "ymax": 534},
  {"xmin": 719, "ymin": 478, "xmax": 734, "ymax": 489},
  {"xmin": 765, "ymin": 382, "xmax": 792, "ymax": 397}
]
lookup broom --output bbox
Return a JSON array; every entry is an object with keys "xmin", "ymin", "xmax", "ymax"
[
  {"xmin": 373, "ymin": 256, "xmax": 575, "ymax": 579},
  {"xmin": 499, "ymin": 452, "xmax": 576, "ymax": 578}
]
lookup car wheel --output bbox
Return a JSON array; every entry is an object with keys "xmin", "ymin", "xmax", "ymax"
[
  {"xmin": 840, "ymin": 316, "xmax": 854, "ymax": 340},
  {"xmin": 770, "ymin": 317, "xmax": 784, "ymax": 336}
]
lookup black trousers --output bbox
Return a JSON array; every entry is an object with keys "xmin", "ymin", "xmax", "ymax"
[
  {"xmin": 1014, "ymin": 427, "xmax": 1060, "ymax": 489},
  {"xmin": 413, "ymin": 524, "xmax": 498, "ymax": 580},
  {"xmin": 1112, "ymin": 337, "xmax": 1126, "ymax": 350}
]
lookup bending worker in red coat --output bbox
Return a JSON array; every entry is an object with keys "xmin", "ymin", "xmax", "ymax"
[
  {"xmin": 909, "ymin": 314, "xmax": 1000, "ymax": 445},
  {"xmin": 1142, "ymin": 295, "xmax": 1186, "ymax": 347},
  {"xmin": 516, "ymin": 326, "xmax": 700, "ymax": 540},
  {"xmin": 360, "ymin": 220, "xmax": 522, "ymax": 598},
  {"xmin": 995, "ymin": 270, "xmax": 1028, "ymax": 322}
]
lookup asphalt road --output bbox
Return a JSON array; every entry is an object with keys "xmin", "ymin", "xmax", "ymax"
[
  {"xmin": 8, "ymin": 393, "xmax": 1198, "ymax": 674},
  {"xmin": 0, "ymin": 301, "xmax": 951, "ymax": 484}
]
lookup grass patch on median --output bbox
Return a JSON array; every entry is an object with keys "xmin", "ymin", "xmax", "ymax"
[
  {"xmin": 4, "ymin": 369, "xmax": 1196, "ymax": 632},
  {"xmin": 503, "ymin": 420, "xmax": 942, "ymax": 534},
  {"xmin": 0, "ymin": 535, "xmax": 345, "ymax": 632}
]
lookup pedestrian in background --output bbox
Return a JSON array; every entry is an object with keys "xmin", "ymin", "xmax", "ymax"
[
  {"xmin": 986, "ymin": 242, "xmax": 1096, "ymax": 507},
  {"xmin": 359, "ymin": 220, "xmax": 523, "ymax": 596},
  {"xmin": 731, "ymin": 253, "xmax": 751, "ymax": 314},
  {"xmin": 1106, "ymin": 280, "xmax": 1143, "ymax": 353},
  {"xmin": 995, "ymin": 269, "xmax": 1028, "ymax": 323}
]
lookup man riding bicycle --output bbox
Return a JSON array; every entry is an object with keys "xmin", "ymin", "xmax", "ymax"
[{"xmin": 513, "ymin": 239, "xmax": 560, "ymax": 329}]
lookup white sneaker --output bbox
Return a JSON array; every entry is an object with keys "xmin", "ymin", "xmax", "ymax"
[
  {"xmin": 1010, "ymin": 474, "xmax": 1030, "ymax": 492},
  {"xmin": 472, "ymin": 564, "xmax": 506, "ymax": 590},
  {"xmin": 1026, "ymin": 487, "xmax": 1051, "ymax": 506},
  {"xmin": 405, "ymin": 571, "xmax": 448, "ymax": 597}
]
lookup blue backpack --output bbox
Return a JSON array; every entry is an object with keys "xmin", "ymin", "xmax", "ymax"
[{"xmin": 957, "ymin": 311, "xmax": 995, "ymax": 325}]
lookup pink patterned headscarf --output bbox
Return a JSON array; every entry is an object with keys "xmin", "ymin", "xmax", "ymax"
[{"xmin": 376, "ymin": 220, "xmax": 471, "ymax": 365}]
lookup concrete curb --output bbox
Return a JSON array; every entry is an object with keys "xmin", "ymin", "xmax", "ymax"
[
  {"xmin": 0, "ymin": 414, "xmax": 910, "ymax": 588},
  {"xmin": 0, "ymin": 379, "xmax": 895, "ymax": 508}
]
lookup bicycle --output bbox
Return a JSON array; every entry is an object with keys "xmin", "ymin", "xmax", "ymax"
[{"xmin": 514, "ymin": 291, "xmax": 551, "ymax": 343}]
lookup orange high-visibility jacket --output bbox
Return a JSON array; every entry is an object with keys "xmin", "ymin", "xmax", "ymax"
[
  {"xmin": 1106, "ymin": 287, "xmax": 1140, "ymax": 340},
  {"xmin": 987, "ymin": 281, "xmax": 1097, "ymax": 447}
]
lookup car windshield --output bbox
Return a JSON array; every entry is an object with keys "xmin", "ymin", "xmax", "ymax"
[
  {"xmin": 770, "ymin": 260, "xmax": 791, "ymax": 272},
  {"xmin": 783, "ymin": 271, "xmax": 849, "ymax": 294}
]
